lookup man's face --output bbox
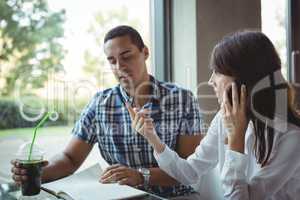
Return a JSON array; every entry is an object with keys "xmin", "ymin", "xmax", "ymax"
[{"xmin": 104, "ymin": 35, "xmax": 149, "ymax": 90}]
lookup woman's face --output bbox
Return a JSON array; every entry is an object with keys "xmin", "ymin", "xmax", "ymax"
[{"xmin": 208, "ymin": 70, "xmax": 234, "ymax": 104}]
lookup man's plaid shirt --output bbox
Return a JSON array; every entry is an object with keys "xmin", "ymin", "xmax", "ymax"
[{"xmin": 72, "ymin": 75, "xmax": 205, "ymax": 198}]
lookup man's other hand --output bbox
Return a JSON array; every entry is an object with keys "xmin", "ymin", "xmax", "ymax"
[{"xmin": 100, "ymin": 164, "xmax": 143, "ymax": 187}]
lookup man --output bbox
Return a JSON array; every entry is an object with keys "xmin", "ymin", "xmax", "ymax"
[{"xmin": 11, "ymin": 25, "xmax": 204, "ymax": 198}]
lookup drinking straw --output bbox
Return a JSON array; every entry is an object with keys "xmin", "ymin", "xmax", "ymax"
[{"xmin": 28, "ymin": 112, "xmax": 51, "ymax": 161}]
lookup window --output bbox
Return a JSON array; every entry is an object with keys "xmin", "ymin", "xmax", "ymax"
[{"xmin": 261, "ymin": 0, "xmax": 288, "ymax": 79}]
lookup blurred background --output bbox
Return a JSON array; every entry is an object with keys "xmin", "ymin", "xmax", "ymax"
[{"xmin": 0, "ymin": 0, "xmax": 150, "ymax": 182}]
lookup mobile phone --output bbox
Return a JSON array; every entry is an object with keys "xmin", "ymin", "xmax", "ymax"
[{"xmin": 227, "ymin": 80, "xmax": 243, "ymax": 106}]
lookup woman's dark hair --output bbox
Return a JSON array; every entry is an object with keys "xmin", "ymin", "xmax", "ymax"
[
  {"xmin": 210, "ymin": 30, "xmax": 300, "ymax": 166},
  {"xmin": 104, "ymin": 25, "xmax": 145, "ymax": 51}
]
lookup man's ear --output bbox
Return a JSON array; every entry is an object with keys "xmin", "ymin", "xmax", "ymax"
[{"xmin": 143, "ymin": 46, "xmax": 149, "ymax": 60}]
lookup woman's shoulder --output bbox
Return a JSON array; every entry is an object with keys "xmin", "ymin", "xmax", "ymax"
[
  {"xmin": 273, "ymin": 119, "xmax": 300, "ymax": 149},
  {"xmin": 275, "ymin": 115, "xmax": 300, "ymax": 135}
]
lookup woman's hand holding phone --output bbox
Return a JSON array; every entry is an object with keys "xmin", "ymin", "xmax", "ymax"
[{"xmin": 221, "ymin": 82, "xmax": 248, "ymax": 154}]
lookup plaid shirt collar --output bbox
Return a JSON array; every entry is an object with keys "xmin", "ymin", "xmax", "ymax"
[{"xmin": 119, "ymin": 75, "xmax": 161, "ymax": 107}]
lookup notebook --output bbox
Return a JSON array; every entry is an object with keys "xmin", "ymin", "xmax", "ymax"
[{"xmin": 42, "ymin": 164, "xmax": 148, "ymax": 200}]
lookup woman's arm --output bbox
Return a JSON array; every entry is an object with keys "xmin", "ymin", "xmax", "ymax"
[
  {"xmin": 153, "ymin": 132, "xmax": 219, "ymax": 185},
  {"xmin": 127, "ymin": 104, "xmax": 221, "ymax": 185}
]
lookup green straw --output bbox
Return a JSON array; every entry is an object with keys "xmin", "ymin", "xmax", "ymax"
[{"xmin": 28, "ymin": 112, "xmax": 51, "ymax": 161}]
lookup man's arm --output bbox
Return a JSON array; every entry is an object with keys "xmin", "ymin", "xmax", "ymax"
[
  {"xmin": 148, "ymin": 134, "xmax": 202, "ymax": 186},
  {"xmin": 11, "ymin": 137, "xmax": 93, "ymax": 185},
  {"xmin": 41, "ymin": 137, "xmax": 93, "ymax": 183}
]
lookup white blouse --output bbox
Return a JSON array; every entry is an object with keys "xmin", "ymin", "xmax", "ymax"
[{"xmin": 154, "ymin": 111, "xmax": 300, "ymax": 200}]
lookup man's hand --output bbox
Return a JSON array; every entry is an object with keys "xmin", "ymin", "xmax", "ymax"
[
  {"xmin": 10, "ymin": 159, "xmax": 48, "ymax": 186},
  {"xmin": 100, "ymin": 164, "xmax": 143, "ymax": 187}
]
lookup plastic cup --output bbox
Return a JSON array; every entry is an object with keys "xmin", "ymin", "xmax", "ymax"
[{"xmin": 16, "ymin": 142, "xmax": 44, "ymax": 196}]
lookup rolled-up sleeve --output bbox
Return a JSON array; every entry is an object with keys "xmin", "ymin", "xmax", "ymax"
[{"xmin": 221, "ymin": 150, "xmax": 248, "ymax": 199}]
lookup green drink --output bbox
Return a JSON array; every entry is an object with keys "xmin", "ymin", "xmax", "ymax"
[
  {"xmin": 19, "ymin": 160, "xmax": 43, "ymax": 196},
  {"xmin": 17, "ymin": 143, "xmax": 44, "ymax": 196}
]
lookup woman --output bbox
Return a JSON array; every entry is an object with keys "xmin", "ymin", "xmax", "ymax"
[{"xmin": 127, "ymin": 31, "xmax": 300, "ymax": 200}]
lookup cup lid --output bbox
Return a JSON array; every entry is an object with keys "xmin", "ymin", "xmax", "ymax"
[{"xmin": 16, "ymin": 142, "xmax": 44, "ymax": 160}]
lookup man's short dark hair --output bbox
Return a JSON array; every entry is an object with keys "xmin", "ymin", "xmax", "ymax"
[{"xmin": 104, "ymin": 25, "xmax": 145, "ymax": 51}]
